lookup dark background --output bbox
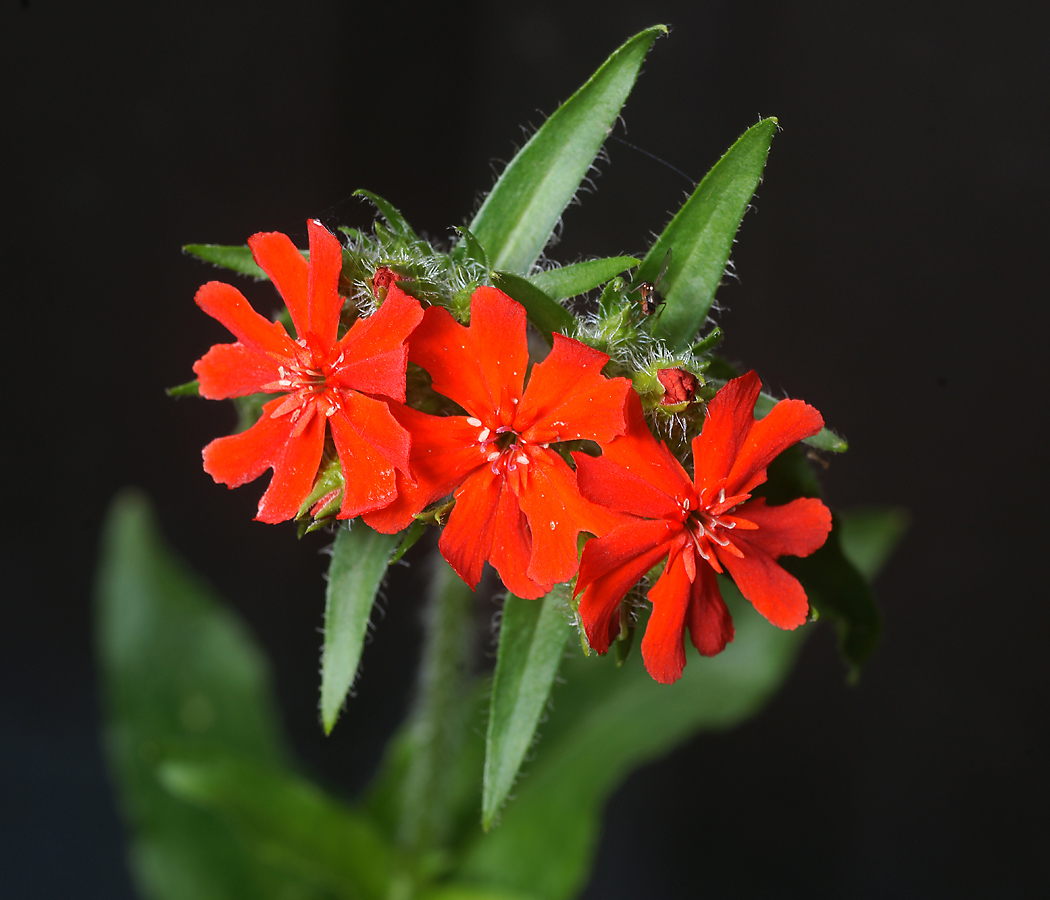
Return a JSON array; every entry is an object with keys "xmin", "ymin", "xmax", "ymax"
[{"xmin": 4, "ymin": 1, "xmax": 1048, "ymax": 897}]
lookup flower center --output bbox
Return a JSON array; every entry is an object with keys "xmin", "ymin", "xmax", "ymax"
[
  {"xmin": 681, "ymin": 488, "xmax": 738, "ymax": 563},
  {"xmin": 467, "ymin": 417, "xmax": 532, "ymax": 475},
  {"xmin": 263, "ymin": 341, "xmax": 345, "ymax": 425}
]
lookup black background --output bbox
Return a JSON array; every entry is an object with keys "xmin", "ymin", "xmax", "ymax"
[{"xmin": 4, "ymin": 1, "xmax": 1048, "ymax": 897}]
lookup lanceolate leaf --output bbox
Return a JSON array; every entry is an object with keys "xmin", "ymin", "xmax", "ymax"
[
  {"xmin": 482, "ymin": 588, "xmax": 573, "ymax": 830},
  {"xmin": 837, "ymin": 506, "xmax": 910, "ymax": 582},
  {"xmin": 638, "ymin": 118, "xmax": 778, "ymax": 351},
  {"xmin": 491, "ymin": 272, "xmax": 575, "ymax": 344},
  {"xmin": 321, "ymin": 522, "xmax": 401, "ymax": 734},
  {"xmin": 458, "ymin": 584, "xmax": 803, "ymax": 900},
  {"xmin": 184, "ymin": 244, "xmax": 268, "ymax": 279},
  {"xmin": 469, "ymin": 25, "xmax": 667, "ymax": 274},
  {"xmin": 528, "ymin": 256, "xmax": 639, "ymax": 300},
  {"xmin": 158, "ymin": 756, "xmax": 396, "ymax": 900},
  {"xmin": 782, "ymin": 517, "xmax": 881, "ymax": 677},
  {"xmin": 95, "ymin": 491, "xmax": 316, "ymax": 900}
]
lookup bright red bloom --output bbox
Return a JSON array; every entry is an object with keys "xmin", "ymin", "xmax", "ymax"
[
  {"xmin": 193, "ymin": 219, "xmax": 423, "ymax": 523},
  {"xmin": 365, "ymin": 287, "xmax": 631, "ymax": 598},
  {"xmin": 573, "ymin": 372, "xmax": 832, "ymax": 683}
]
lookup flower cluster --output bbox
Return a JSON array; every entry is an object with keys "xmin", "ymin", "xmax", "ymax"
[{"xmin": 192, "ymin": 220, "xmax": 832, "ymax": 682}]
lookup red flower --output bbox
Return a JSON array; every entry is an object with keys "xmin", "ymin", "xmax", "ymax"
[
  {"xmin": 572, "ymin": 372, "xmax": 832, "ymax": 683},
  {"xmin": 365, "ymin": 287, "xmax": 631, "ymax": 598},
  {"xmin": 193, "ymin": 219, "xmax": 423, "ymax": 523}
]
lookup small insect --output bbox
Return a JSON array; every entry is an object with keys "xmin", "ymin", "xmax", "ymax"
[{"xmin": 630, "ymin": 248, "xmax": 671, "ymax": 316}]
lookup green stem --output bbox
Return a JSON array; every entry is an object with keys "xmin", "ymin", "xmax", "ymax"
[{"xmin": 397, "ymin": 557, "xmax": 476, "ymax": 854}]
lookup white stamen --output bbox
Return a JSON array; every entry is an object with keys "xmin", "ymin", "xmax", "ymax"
[
  {"xmin": 466, "ymin": 417, "xmax": 482, "ymax": 427},
  {"xmin": 517, "ymin": 454, "xmax": 529, "ymax": 465},
  {"xmin": 487, "ymin": 451, "xmax": 500, "ymax": 462},
  {"xmin": 478, "ymin": 428, "xmax": 490, "ymax": 441},
  {"xmin": 719, "ymin": 488, "xmax": 726, "ymax": 504}
]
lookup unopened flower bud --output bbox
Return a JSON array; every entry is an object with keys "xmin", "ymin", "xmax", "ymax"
[
  {"xmin": 372, "ymin": 266, "xmax": 402, "ymax": 299},
  {"xmin": 657, "ymin": 367, "xmax": 698, "ymax": 405}
]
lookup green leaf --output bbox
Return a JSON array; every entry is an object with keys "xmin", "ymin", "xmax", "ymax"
[
  {"xmin": 158, "ymin": 756, "xmax": 397, "ymax": 900},
  {"xmin": 638, "ymin": 118, "xmax": 777, "ymax": 351},
  {"xmin": 165, "ymin": 379, "xmax": 200, "ymax": 398},
  {"xmin": 482, "ymin": 588, "xmax": 573, "ymax": 830},
  {"xmin": 184, "ymin": 244, "xmax": 268, "ymax": 279},
  {"xmin": 837, "ymin": 506, "xmax": 910, "ymax": 582},
  {"xmin": 321, "ymin": 522, "xmax": 402, "ymax": 734},
  {"xmin": 782, "ymin": 516, "xmax": 882, "ymax": 675},
  {"xmin": 417, "ymin": 886, "xmax": 540, "ymax": 900},
  {"xmin": 491, "ymin": 271, "xmax": 575, "ymax": 344},
  {"xmin": 468, "ymin": 25, "xmax": 667, "ymax": 274},
  {"xmin": 94, "ymin": 490, "xmax": 318, "ymax": 900},
  {"xmin": 527, "ymin": 256, "xmax": 639, "ymax": 300},
  {"xmin": 355, "ymin": 189, "xmax": 423, "ymax": 243},
  {"xmin": 752, "ymin": 390, "xmax": 849, "ymax": 453},
  {"xmin": 457, "ymin": 584, "xmax": 803, "ymax": 900}
]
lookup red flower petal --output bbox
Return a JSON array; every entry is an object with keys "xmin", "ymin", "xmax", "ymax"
[
  {"xmin": 588, "ymin": 391, "xmax": 694, "ymax": 506},
  {"xmin": 201, "ymin": 397, "xmax": 325, "ymax": 523},
  {"xmin": 692, "ymin": 371, "xmax": 762, "ymax": 502},
  {"xmin": 725, "ymin": 396, "xmax": 824, "ymax": 497},
  {"xmin": 363, "ymin": 406, "xmax": 487, "ymax": 533},
  {"xmin": 469, "ymin": 287, "xmax": 528, "ymax": 421},
  {"xmin": 305, "ymin": 219, "xmax": 345, "ymax": 349},
  {"xmin": 716, "ymin": 541, "xmax": 810, "ymax": 630},
  {"xmin": 328, "ymin": 389, "xmax": 411, "ymax": 477},
  {"xmin": 489, "ymin": 484, "xmax": 549, "ymax": 599},
  {"xmin": 194, "ymin": 281, "xmax": 297, "ymax": 359},
  {"xmin": 201, "ymin": 397, "xmax": 295, "ymax": 488},
  {"xmin": 516, "ymin": 449, "xmax": 601, "ymax": 587},
  {"xmin": 576, "ymin": 519, "xmax": 680, "ymax": 654},
  {"xmin": 517, "ymin": 334, "xmax": 629, "ymax": 444},
  {"xmin": 255, "ymin": 408, "xmax": 326, "ymax": 523},
  {"xmin": 641, "ymin": 551, "xmax": 693, "ymax": 683},
  {"xmin": 193, "ymin": 342, "xmax": 282, "ymax": 399},
  {"xmin": 439, "ymin": 466, "xmax": 503, "ymax": 590},
  {"xmin": 327, "ymin": 403, "xmax": 399, "ymax": 518},
  {"xmin": 733, "ymin": 497, "xmax": 832, "ymax": 559},
  {"xmin": 332, "ymin": 283, "xmax": 423, "ymax": 401},
  {"xmin": 686, "ymin": 562, "xmax": 735, "ymax": 657},
  {"xmin": 573, "ymin": 451, "xmax": 683, "ymax": 520},
  {"xmin": 409, "ymin": 305, "xmax": 495, "ymax": 417},
  {"xmin": 247, "ymin": 230, "xmax": 310, "ymax": 341}
]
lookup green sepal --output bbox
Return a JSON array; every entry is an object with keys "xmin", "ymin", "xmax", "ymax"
[
  {"xmin": 528, "ymin": 256, "xmax": 639, "ymax": 300},
  {"xmin": 637, "ymin": 118, "xmax": 778, "ymax": 350},
  {"xmin": 491, "ymin": 271, "xmax": 576, "ymax": 345},
  {"xmin": 482, "ymin": 587, "xmax": 573, "ymax": 830},
  {"xmin": 166, "ymin": 379, "xmax": 200, "ymax": 398},
  {"xmin": 690, "ymin": 326, "xmax": 724, "ymax": 355},
  {"xmin": 320, "ymin": 522, "xmax": 402, "ymax": 734},
  {"xmin": 355, "ymin": 189, "xmax": 424, "ymax": 245},
  {"xmin": 468, "ymin": 25, "xmax": 667, "ymax": 274},
  {"xmin": 453, "ymin": 226, "xmax": 492, "ymax": 274}
]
